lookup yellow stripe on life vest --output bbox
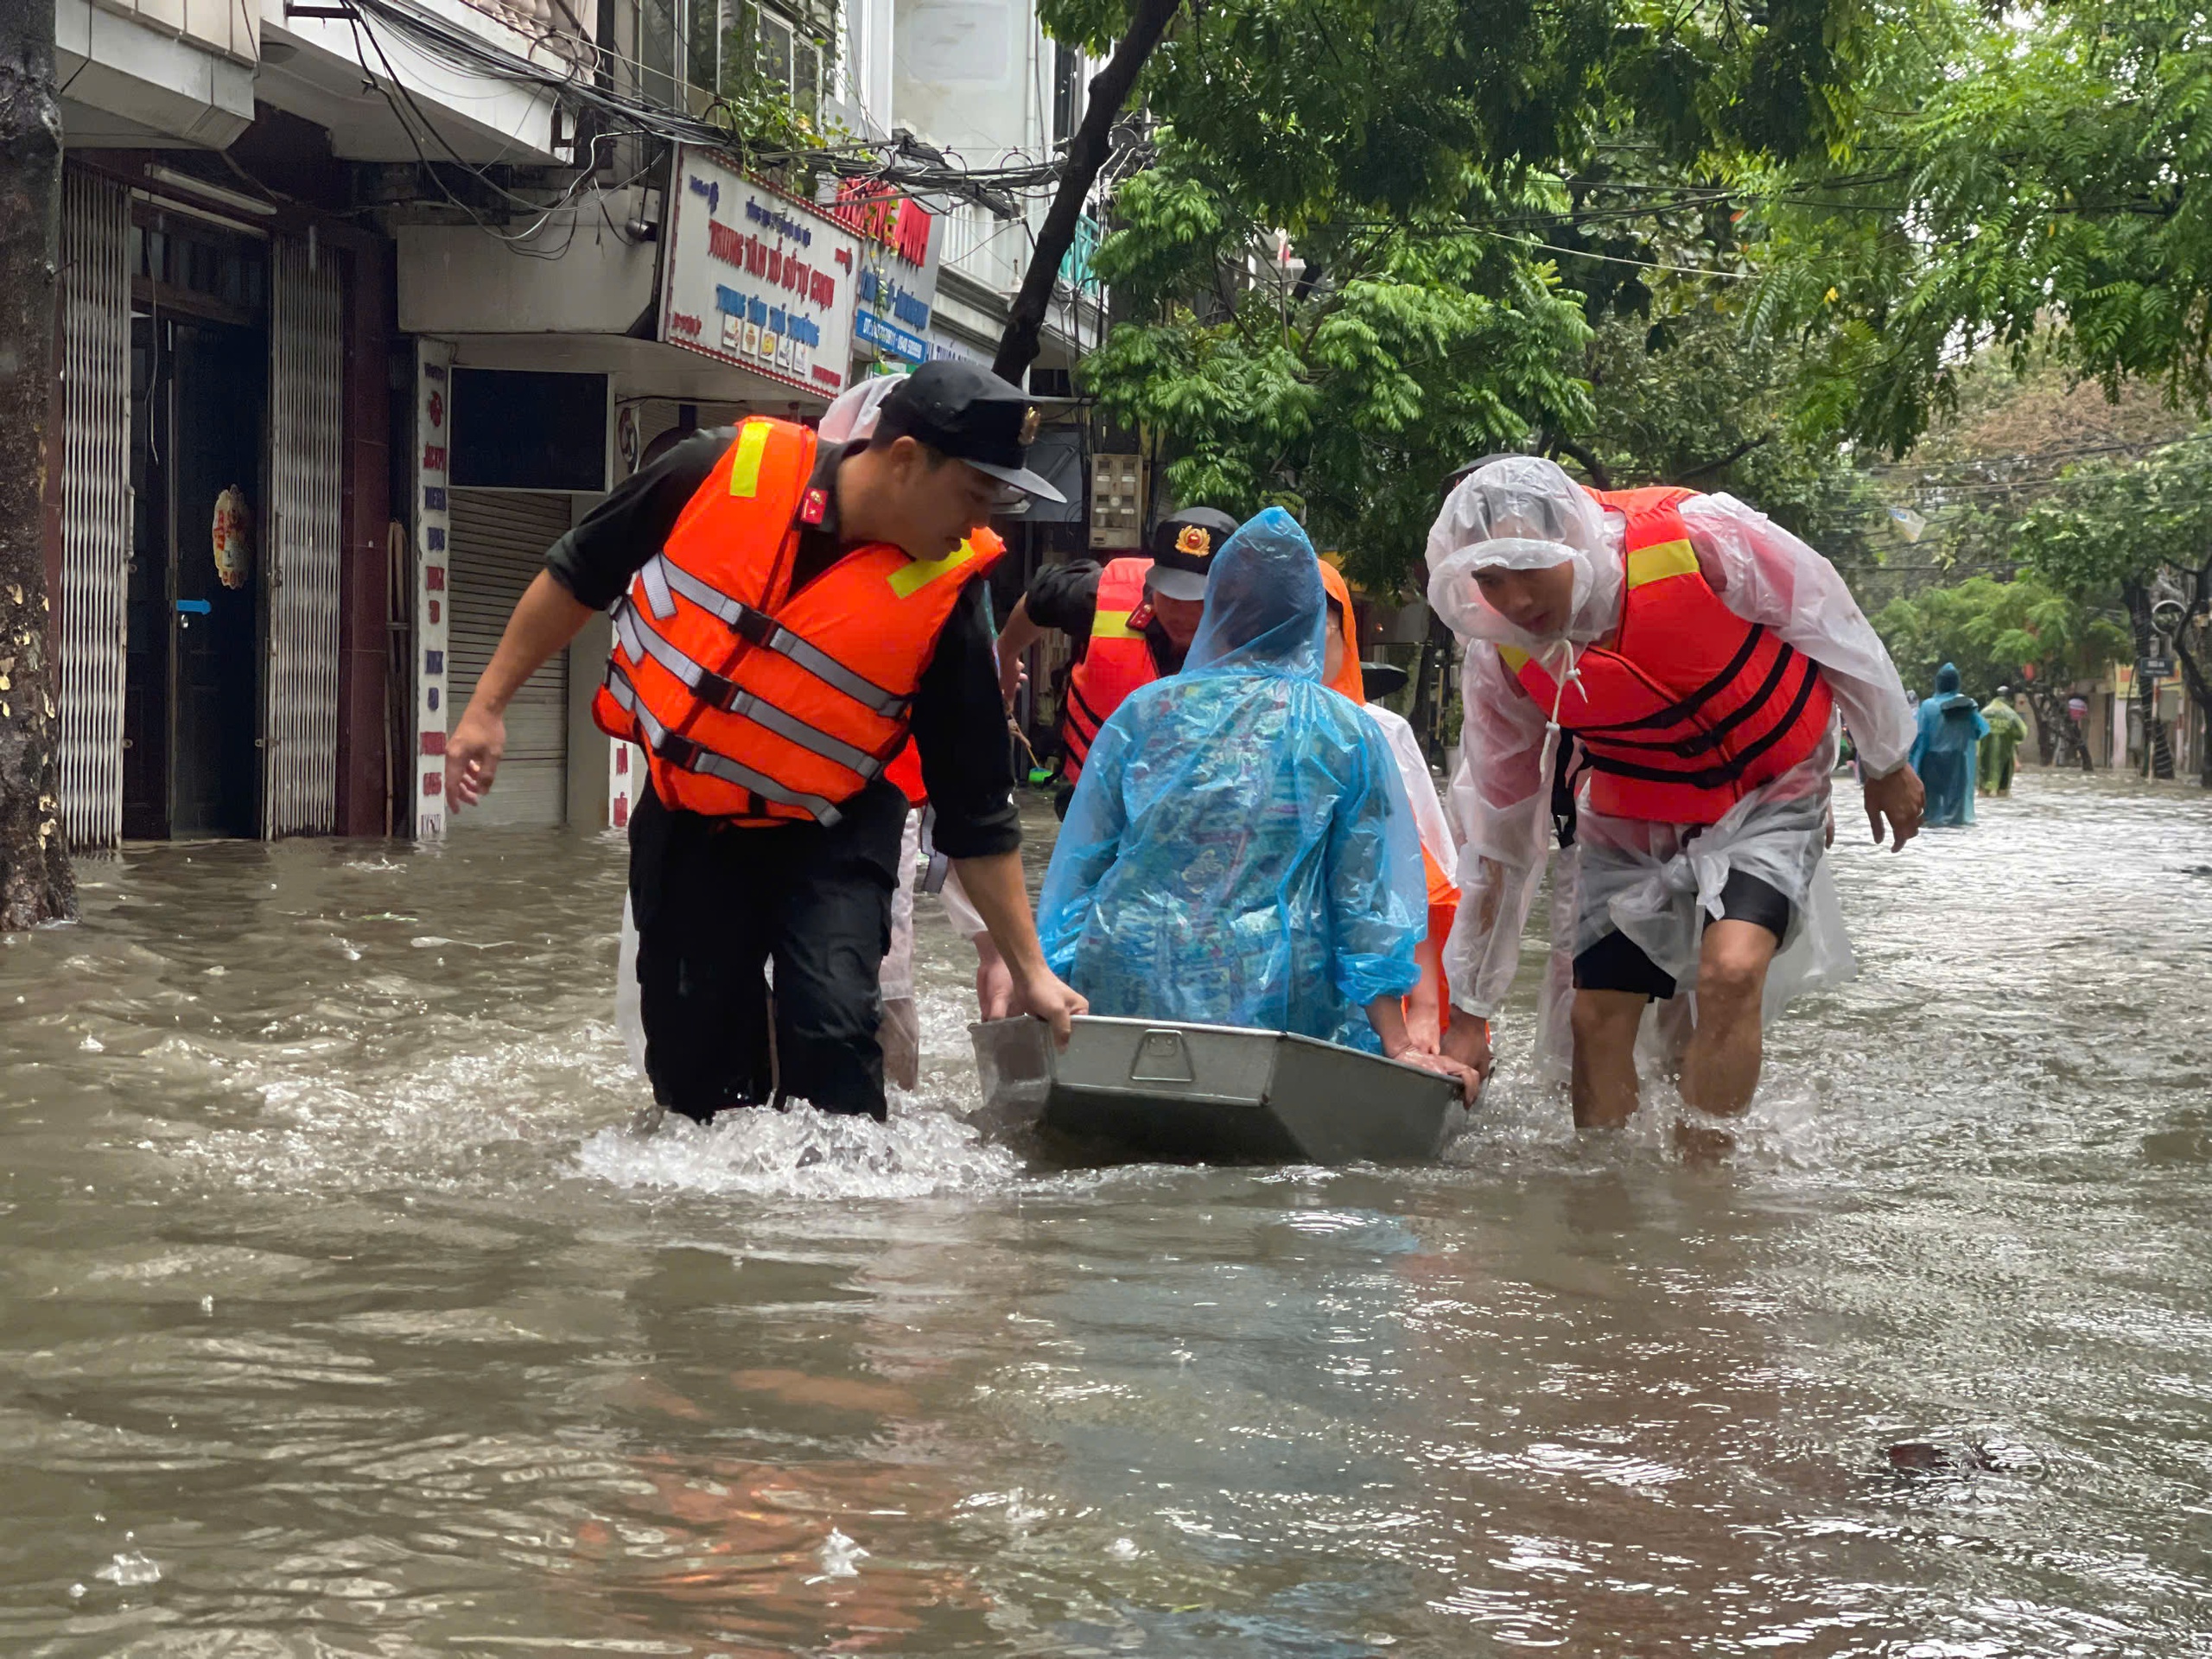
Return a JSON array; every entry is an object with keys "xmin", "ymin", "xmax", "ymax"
[
  {"xmin": 1497, "ymin": 644, "xmax": 1530, "ymax": 672},
  {"xmin": 727, "ymin": 420, "xmax": 772, "ymax": 499},
  {"xmin": 887, "ymin": 541, "xmax": 977, "ymax": 599},
  {"xmin": 1090, "ymin": 607, "xmax": 1139, "ymax": 642},
  {"xmin": 1625, "ymin": 537, "xmax": 1698, "ymax": 588}
]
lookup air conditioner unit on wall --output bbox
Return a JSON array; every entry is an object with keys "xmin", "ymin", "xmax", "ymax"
[{"xmin": 1090, "ymin": 452, "xmax": 1144, "ymax": 550}]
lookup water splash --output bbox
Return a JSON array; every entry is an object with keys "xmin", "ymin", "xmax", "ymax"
[
  {"xmin": 95, "ymin": 1550, "xmax": 161, "ymax": 1587},
  {"xmin": 813, "ymin": 1528, "xmax": 868, "ymax": 1579},
  {"xmin": 575, "ymin": 1099, "xmax": 1021, "ymax": 1200}
]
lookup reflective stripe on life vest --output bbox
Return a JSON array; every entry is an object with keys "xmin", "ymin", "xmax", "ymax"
[
  {"xmin": 1060, "ymin": 557, "xmax": 1160, "ymax": 784},
  {"xmin": 591, "ymin": 416, "xmax": 1004, "ymax": 825},
  {"xmin": 601, "ymin": 660, "xmax": 846, "ymax": 827},
  {"xmin": 611, "ymin": 601, "xmax": 888, "ymax": 780},
  {"xmin": 636, "ymin": 551, "xmax": 909, "ymax": 717},
  {"xmin": 1501, "ymin": 486, "xmax": 1834, "ymax": 826}
]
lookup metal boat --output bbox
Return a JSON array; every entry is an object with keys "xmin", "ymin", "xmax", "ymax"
[{"xmin": 969, "ymin": 1015, "xmax": 1472, "ymax": 1166}]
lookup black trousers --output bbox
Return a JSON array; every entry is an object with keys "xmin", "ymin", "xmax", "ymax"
[{"xmin": 629, "ymin": 779, "xmax": 906, "ymax": 1123}]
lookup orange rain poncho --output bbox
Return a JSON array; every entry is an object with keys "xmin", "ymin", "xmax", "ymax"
[{"xmin": 1318, "ymin": 561, "xmax": 1459, "ymax": 1012}]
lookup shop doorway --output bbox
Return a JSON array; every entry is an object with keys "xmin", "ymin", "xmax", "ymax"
[{"xmin": 123, "ymin": 215, "xmax": 268, "ymax": 839}]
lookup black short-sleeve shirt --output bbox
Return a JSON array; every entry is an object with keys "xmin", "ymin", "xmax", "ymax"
[{"xmin": 548, "ymin": 428, "xmax": 1020, "ymax": 859}]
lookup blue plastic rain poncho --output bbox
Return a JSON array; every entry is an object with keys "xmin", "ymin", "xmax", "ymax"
[
  {"xmin": 1035, "ymin": 508, "xmax": 1426, "ymax": 1051},
  {"xmin": 1909, "ymin": 662, "xmax": 1991, "ymax": 826}
]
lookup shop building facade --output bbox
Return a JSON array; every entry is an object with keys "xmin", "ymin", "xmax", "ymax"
[{"xmin": 45, "ymin": 0, "xmax": 1102, "ymax": 847}]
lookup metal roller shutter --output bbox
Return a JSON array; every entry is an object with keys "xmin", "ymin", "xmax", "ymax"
[
  {"xmin": 56, "ymin": 168, "xmax": 131, "ymax": 850},
  {"xmin": 264, "ymin": 233, "xmax": 346, "ymax": 838},
  {"xmin": 448, "ymin": 490, "xmax": 573, "ymax": 828}
]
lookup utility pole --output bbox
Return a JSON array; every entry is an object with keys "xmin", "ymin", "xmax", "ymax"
[
  {"xmin": 992, "ymin": 0, "xmax": 1180, "ymax": 387},
  {"xmin": 0, "ymin": 0, "xmax": 76, "ymax": 929}
]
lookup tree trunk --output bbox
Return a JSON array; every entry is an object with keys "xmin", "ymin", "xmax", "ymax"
[
  {"xmin": 0, "ymin": 6, "xmax": 75, "ymax": 931},
  {"xmin": 2023, "ymin": 685, "xmax": 2063, "ymax": 766},
  {"xmin": 992, "ymin": 0, "xmax": 1182, "ymax": 386},
  {"xmin": 2171, "ymin": 623, "xmax": 2212, "ymax": 789}
]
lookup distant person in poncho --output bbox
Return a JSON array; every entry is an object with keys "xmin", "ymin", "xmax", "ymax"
[
  {"xmin": 1979, "ymin": 685, "xmax": 2030, "ymax": 797},
  {"xmin": 1910, "ymin": 663, "xmax": 1990, "ymax": 825}
]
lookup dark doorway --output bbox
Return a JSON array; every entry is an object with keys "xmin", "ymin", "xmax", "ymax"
[{"xmin": 123, "ymin": 213, "xmax": 268, "ymax": 840}]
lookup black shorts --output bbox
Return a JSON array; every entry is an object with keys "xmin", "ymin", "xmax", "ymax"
[{"xmin": 1571, "ymin": 868, "xmax": 1794, "ymax": 1002}]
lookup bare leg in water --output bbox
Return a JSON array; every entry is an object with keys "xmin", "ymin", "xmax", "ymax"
[
  {"xmin": 1569, "ymin": 918, "xmax": 1779, "ymax": 1141},
  {"xmin": 1569, "ymin": 988, "xmax": 1646, "ymax": 1128},
  {"xmin": 1678, "ymin": 919, "xmax": 1779, "ymax": 1115}
]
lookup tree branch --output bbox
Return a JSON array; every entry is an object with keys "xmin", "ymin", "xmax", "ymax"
[
  {"xmin": 994, "ymin": 0, "xmax": 1183, "ymax": 385},
  {"xmin": 1547, "ymin": 433, "xmax": 1612, "ymax": 490},
  {"xmin": 1675, "ymin": 432, "xmax": 1773, "ymax": 481}
]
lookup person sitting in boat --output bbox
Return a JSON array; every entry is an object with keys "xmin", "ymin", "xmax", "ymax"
[{"xmin": 1034, "ymin": 508, "xmax": 1479, "ymax": 1096}]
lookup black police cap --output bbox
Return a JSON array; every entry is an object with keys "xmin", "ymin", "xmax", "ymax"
[
  {"xmin": 874, "ymin": 360, "xmax": 1066, "ymax": 502},
  {"xmin": 1144, "ymin": 506, "xmax": 1240, "ymax": 600}
]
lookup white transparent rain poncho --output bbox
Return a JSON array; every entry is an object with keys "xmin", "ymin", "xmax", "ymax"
[
  {"xmin": 1036, "ymin": 508, "xmax": 1425, "ymax": 1052},
  {"xmin": 1427, "ymin": 457, "xmax": 1916, "ymax": 1075}
]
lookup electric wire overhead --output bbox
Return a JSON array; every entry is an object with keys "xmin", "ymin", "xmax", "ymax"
[{"xmin": 342, "ymin": 0, "xmax": 1068, "ymax": 217}]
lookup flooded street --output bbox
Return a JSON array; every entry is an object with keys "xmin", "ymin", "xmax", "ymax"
[{"xmin": 2, "ymin": 772, "xmax": 2209, "ymax": 1656}]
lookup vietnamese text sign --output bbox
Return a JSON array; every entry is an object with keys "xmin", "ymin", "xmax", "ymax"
[
  {"xmin": 660, "ymin": 149, "xmax": 861, "ymax": 397},
  {"xmin": 836, "ymin": 181, "xmax": 942, "ymax": 369},
  {"xmin": 413, "ymin": 337, "xmax": 454, "ymax": 839}
]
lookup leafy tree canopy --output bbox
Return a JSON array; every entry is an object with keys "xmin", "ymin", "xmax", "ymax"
[
  {"xmin": 1052, "ymin": 0, "xmax": 1878, "ymax": 594},
  {"xmin": 2008, "ymin": 442, "xmax": 2212, "ymax": 602},
  {"xmin": 1874, "ymin": 575, "xmax": 2128, "ymax": 704},
  {"xmin": 1746, "ymin": 0, "xmax": 2212, "ymax": 455}
]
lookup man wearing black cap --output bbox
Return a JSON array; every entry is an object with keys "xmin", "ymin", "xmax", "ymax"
[
  {"xmin": 993, "ymin": 505, "xmax": 1241, "ymax": 817},
  {"xmin": 442, "ymin": 361, "xmax": 1087, "ymax": 1125}
]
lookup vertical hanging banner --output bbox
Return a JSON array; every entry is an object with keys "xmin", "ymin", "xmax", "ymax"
[
  {"xmin": 414, "ymin": 338, "xmax": 454, "ymax": 838},
  {"xmin": 658, "ymin": 147, "xmax": 861, "ymax": 397},
  {"xmin": 835, "ymin": 181, "xmax": 942, "ymax": 370}
]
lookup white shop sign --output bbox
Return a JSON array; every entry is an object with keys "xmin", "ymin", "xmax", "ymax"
[
  {"xmin": 413, "ymin": 336, "xmax": 454, "ymax": 839},
  {"xmin": 659, "ymin": 149, "xmax": 861, "ymax": 398}
]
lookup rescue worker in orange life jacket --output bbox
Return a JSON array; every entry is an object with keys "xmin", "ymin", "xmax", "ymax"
[
  {"xmin": 1426, "ymin": 456, "xmax": 1927, "ymax": 1131},
  {"xmin": 442, "ymin": 362, "xmax": 1088, "ymax": 1126},
  {"xmin": 994, "ymin": 506, "xmax": 1241, "ymax": 818}
]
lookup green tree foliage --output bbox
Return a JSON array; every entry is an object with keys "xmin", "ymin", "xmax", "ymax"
[
  {"xmin": 1748, "ymin": 0, "xmax": 2212, "ymax": 456},
  {"xmin": 1571, "ymin": 308, "xmax": 1882, "ymax": 569},
  {"xmin": 2008, "ymin": 443, "xmax": 2212, "ymax": 602},
  {"xmin": 1062, "ymin": 0, "xmax": 1875, "ymax": 594},
  {"xmin": 1873, "ymin": 575, "xmax": 2127, "ymax": 761},
  {"xmin": 2006, "ymin": 442, "xmax": 2212, "ymax": 771},
  {"xmin": 1875, "ymin": 575, "xmax": 2123, "ymax": 767},
  {"xmin": 1872, "ymin": 430, "xmax": 2212, "ymax": 778},
  {"xmin": 1084, "ymin": 179, "xmax": 1595, "ymax": 592}
]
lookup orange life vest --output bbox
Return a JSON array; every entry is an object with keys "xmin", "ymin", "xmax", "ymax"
[
  {"xmin": 1499, "ymin": 486, "xmax": 1834, "ymax": 827},
  {"xmin": 1059, "ymin": 556, "xmax": 1161, "ymax": 785},
  {"xmin": 883, "ymin": 740, "xmax": 926, "ymax": 807},
  {"xmin": 592, "ymin": 416, "xmax": 1004, "ymax": 828}
]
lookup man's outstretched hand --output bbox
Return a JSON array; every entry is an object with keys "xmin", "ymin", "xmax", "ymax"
[
  {"xmin": 1863, "ymin": 764, "xmax": 1925, "ymax": 851},
  {"xmin": 1011, "ymin": 967, "xmax": 1088, "ymax": 1047},
  {"xmin": 1441, "ymin": 1014, "xmax": 1493, "ymax": 1083},
  {"xmin": 1394, "ymin": 1047, "xmax": 1483, "ymax": 1103},
  {"xmin": 974, "ymin": 938, "xmax": 1016, "ymax": 1021},
  {"xmin": 446, "ymin": 702, "xmax": 505, "ymax": 810}
]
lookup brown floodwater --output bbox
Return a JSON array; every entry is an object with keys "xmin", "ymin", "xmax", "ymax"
[{"xmin": 1, "ymin": 774, "xmax": 2208, "ymax": 1656}]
